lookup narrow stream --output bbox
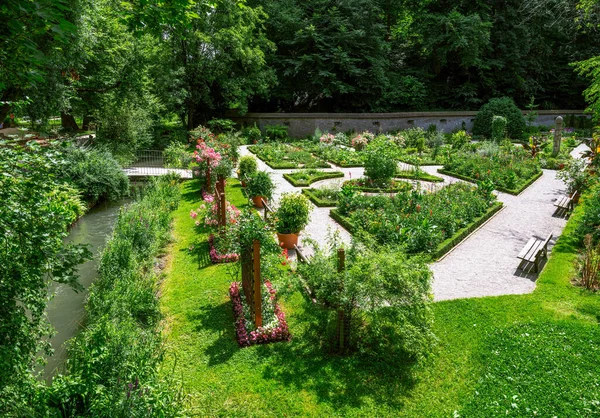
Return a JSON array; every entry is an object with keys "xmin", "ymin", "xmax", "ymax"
[{"xmin": 43, "ymin": 199, "xmax": 126, "ymax": 381}]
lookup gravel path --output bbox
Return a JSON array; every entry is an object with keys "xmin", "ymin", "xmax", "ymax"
[
  {"xmin": 431, "ymin": 143, "xmax": 588, "ymax": 301},
  {"xmin": 240, "ymin": 143, "xmax": 587, "ymax": 300}
]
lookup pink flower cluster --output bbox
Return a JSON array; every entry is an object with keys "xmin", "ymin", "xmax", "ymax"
[
  {"xmin": 320, "ymin": 133, "xmax": 335, "ymax": 144},
  {"xmin": 208, "ymin": 234, "xmax": 239, "ymax": 264},
  {"xmin": 351, "ymin": 134, "xmax": 369, "ymax": 150},
  {"xmin": 202, "ymin": 190, "xmax": 215, "ymax": 203},
  {"xmin": 193, "ymin": 141, "xmax": 222, "ymax": 168},
  {"xmin": 204, "ymin": 201, "xmax": 241, "ymax": 226},
  {"xmin": 229, "ymin": 281, "xmax": 291, "ymax": 347}
]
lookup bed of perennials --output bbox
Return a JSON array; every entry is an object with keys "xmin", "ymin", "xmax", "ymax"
[
  {"xmin": 441, "ymin": 146, "xmax": 542, "ymax": 194},
  {"xmin": 332, "ymin": 182, "xmax": 497, "ymax": 254},
  {"xmin": 248, "ymin": 143, "xmax": 330, "ymax": 169},
  {"xmin": 283, "ymin": 169, "xmax": 344, "ymax": 187}
]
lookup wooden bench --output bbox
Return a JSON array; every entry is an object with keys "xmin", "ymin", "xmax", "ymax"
[
  {"xmin": 554, "ymin": 189, "xmax": 578, "ymax": 212},
  {"xmin": 517, "ymin": 233, "xmax": 553, "ymax": 273}
]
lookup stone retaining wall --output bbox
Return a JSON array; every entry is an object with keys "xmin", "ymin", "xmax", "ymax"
[{"xmin": 230, "ymin": 110, "xmax": 589, "ymax": 138}]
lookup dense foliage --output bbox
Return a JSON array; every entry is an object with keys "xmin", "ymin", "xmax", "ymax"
[
  {"xmin": 443, "ymin": 142, "xmax": 541, "ymax": 192},
  {"xmin": 336, "ymin": 182, "xmax": 495, "ymax": 253},
  {"xmin": 297, "ymin": 239, "xmax": 435, "ymax": 359},
  {"xmin": 0, "ymin": 145, "xmax": 90, "ymax": 415},
  {"xmin": 49, "ymin": 175, "xmax": 182, "ymax": 416},
  {"xmin": 472, "ymin": 97, "xmax": 526, "ymax": 139},
  {"xmin": 52, "ymin": 145, "xmax": 129, "ymax": 204}
]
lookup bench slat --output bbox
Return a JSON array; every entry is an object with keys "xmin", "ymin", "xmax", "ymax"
[
  {"xmin": 517, "ymin": 237, "xmax": 538, "ymax": 259},
  {"xmin": 522, "ymin": 240, "xmax": 544, "ymax": 262}
]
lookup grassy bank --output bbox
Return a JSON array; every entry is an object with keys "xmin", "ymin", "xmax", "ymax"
[{"xmin": 161, "ymin": 181, "xmax": 600, "ymax": 416}]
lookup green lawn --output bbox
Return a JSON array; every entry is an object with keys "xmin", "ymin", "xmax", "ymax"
[{"xmin": 161, "ymin": 180, "xmax": 600, "ymax": 417}]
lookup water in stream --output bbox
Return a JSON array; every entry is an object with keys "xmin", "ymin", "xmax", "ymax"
[{"xmin": 43, "ymin": 199, "xmax": 126, "ymax": 381}]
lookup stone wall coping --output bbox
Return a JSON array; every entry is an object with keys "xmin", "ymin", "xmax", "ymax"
[{"xmin": 230, "ymin": 110, "xmax": 587, "ymax": 119}]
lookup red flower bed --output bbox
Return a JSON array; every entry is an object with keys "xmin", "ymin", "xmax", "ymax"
[
  {"xmin": 208, "ymin": 234, "xmax": 239, "ymax": 264},
  {"xmin": 229, "ymin": 281, "xmax": 291, "ymax": 347}
]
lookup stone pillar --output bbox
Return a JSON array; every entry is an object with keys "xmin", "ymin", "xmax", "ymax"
[{"xmin": 552, "ymin": 116, "xmax": 563, "ymax": 158}]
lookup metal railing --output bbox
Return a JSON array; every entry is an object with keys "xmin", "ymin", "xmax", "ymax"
[{"xmin": 122, "ymin": 149, "xmax": 192, "ymax": 178}]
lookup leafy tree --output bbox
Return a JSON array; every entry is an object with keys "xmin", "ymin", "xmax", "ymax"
[
  {"xmin": 156, "ymin": 0, "xmax": 275, "ymax": 128},
  {"xmin": 297, "ymin": 237, "xmax": 435, "ymax": 360},
  {"xmin": 0, "ymin": 145, "xmax": 90, "ymax": 414}
]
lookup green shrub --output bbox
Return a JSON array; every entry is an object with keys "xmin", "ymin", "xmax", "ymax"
[
  {"xmin": 402, "ymin": 127, "xmax": 427, "ymax": 148},
  {"xmin": 364, "ymin": 137, "xmax": 398, "ymax": 183},
  {"xmin": 241, "ymin": 123, "xmax": 262, "ymax": 144},
  {"xmin": 264, "ymin": 124, "xmax": 289, "ymax": 142},
  {"xmin": 54, "ymin": 146, "xmax": 129, "ymax": 205},
  {"xmin": 473, "ymin": 97, "xmax": 526, "ymax": 139},
  {"xmin": 238, "ymin": 155, "xmax": 258, "ymax": 181},
  {"xmin": 491, "ymin": 115, "xmax": 507, "ymax": 142},
  {"xmin": 297, "ymin": 240, "xmax": 435, "ymax": 360},
  {"xmin": 207, "ymin": 118, "xmax": 236, "ymax": 133},
  {"xmin": 164, "ymin": 141, "xmax": 193, "ymax": 168},
  {"xmin": 275, "ymin": 193, "xmax": 311, "ymax": 234},
  {"xmin": 451, "ymin": 130, "xmax": 470, "ymax": 149},
  {"xmin": 247, "ymin": 170, "xmax": 274, "ymax": 199}
]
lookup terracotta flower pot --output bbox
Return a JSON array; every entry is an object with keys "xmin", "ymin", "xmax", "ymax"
[
  {"xmin": 277, "ymin": 232, "xmax": 299, "ymax": 250},
  {"xmin": 252, "ymin": 195, "xmax": 267, "ymax": 208}
]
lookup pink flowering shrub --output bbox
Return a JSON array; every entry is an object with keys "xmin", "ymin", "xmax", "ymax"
[
  {"xmin": 351, "ymin": 133, "xmax": 371, "ymax": 150},
  {"xmin": 193, "ymin": 141, "xmax": 222, "ymax": 168},
  {"xmin": 229, "ymin": 280, "xmax": 291, "ymax": 347},
  {"xmin": 320, "ymin": 133, "xmax": 335, "ymax": 144},
  {"xmin": 190, "ymin": 197, "xmax": 240, "ymax": 228}
]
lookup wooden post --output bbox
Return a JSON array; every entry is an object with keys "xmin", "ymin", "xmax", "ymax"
[
  {"xmin": 219, "ymin": 192, "xmax": 226, "ymax": 227},
  {"xmin": 336, "ymin": 248, "xmax": 346, "ymax": 352},
  {"xmin": 253, "ymin": 240, "xmax": 262, "ymax": 327}
]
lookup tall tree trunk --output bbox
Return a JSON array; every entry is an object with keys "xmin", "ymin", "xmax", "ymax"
[
  {"xmin": 187, "ymin": 104, "xmax": 195, "ymax": 131},
  {"xmin": 61, "ymin": 112, "xmax": 79, "ymax": 130},
  {"xmin": 82, "ymin": 115, "xmax": 93, "ymax": 130},
  {"xmin": 0, "ymin": 103, "xmax": 10, "ymax": 126}
]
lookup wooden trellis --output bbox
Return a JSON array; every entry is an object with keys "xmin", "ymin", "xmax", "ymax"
[
  {"xmin": 213, "ymin": 176, "xmax": 227, "ymax": 229},
  {"xmin": 240, "ymin": 240, "xmax": 262, "ymax": 327}
]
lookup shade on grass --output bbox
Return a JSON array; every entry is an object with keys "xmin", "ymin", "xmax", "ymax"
[{"xmin": 161, "ymin": 180, "xmax": 600, "ymax": 416}]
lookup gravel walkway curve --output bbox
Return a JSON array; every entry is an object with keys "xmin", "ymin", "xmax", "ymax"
[{"xmin": 431, "ymin": 143, "xmax": 588, "ymax": 301}]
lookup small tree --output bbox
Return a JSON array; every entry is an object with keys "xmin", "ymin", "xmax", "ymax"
[
  {"xmin": 297, "ymin": 238, "xmax": 435, "ymax": 360},
  {"xmin": 364, "ymin": 136, "xmax": 398, "ymax": 185}
]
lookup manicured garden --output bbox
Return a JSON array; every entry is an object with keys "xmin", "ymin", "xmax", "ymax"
[
  {"xmin": 248, "ymin": 143, "xmax": 330, "ymax": 169},
  {"xmin": 159, "ymin": 176, "xmax": 600, "ymax": 417}
]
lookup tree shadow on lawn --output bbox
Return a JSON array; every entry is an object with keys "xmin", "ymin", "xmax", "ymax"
[
  {"xmin": 186, "ymin": 301, "xmax": 238, "ymax": 367},
  {"xmin": 255, "ymin": 304, "xmax": 418, "ymax": 411}
]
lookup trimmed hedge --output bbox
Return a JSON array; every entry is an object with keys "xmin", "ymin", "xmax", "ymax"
[
  {"xmin": 438, "ymin": 169, "xmax": 543, "ymax": 195},
  {"xmin": 283, "ymin": 171, "xmax": 344, "ymax": 187},
  {"xmin": 472, "ymin": 97, "xmax": 526, "ymax": 139},
  {"xmin": 330, "ymin": 201, "xmax": 504, "ymax": 260},
  {"xmin": 395, "ymin": 170, "xmax": 444, "ymax": 183},
  {"xmin": 302, "ymin": 188, "xmax": 338, "ymax": 207},
  {"xmin": 433, "ymin": 201, "xmax": 504, "ymax": 259}
]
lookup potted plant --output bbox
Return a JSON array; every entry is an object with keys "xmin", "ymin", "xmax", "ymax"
[
  {"xmin": 238, "ymin": 155, "xmax": 258, "ymax": 187},
  {"xmin": 275, "ymin": 193, "xmax": 311, "ymax": 249},
  {"xmin": 247, "ymin": 170, "xmax": 274, "ymax": 208}
]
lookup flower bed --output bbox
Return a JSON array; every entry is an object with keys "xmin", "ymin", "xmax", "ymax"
[
  {"xmin": 395, "ymin": 169, "xmax": 444, "ymax": 182},
  {"xmin": 248, "ymin": 144, "xmax": 330, "ymax": 169},
  {"xmin": 229, "ymin": 280, "xmax": 291, "ymax": 347},
  {"xmin": 302, "ymin": 187, "xmax": 339, "ymax": 207},
  {"xmin": 208, "ymin": 234, "xmax": 239, "ymax": 264},
  {"xmin": 332, "ymin": 182, "xmax": 497, "ymax": 254},
  {"xmin": 343, "ymin": 178, "xmax": 413, "ymax": 193},
  {"xmin": 315, "ymin": 145, "xmax": 365, "ymax": 167},
  {"xmin": 283, "ymin": 169, "xmax": 344, "ymax": 187},
  {"xmin": 441, "ymin": 147, "xmax": 542, "ymax": 195}
]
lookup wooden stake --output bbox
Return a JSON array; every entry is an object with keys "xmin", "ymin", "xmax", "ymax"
[{"xmin": 253, "ymin": 240, "xmax": 262, "ymax": 327}]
